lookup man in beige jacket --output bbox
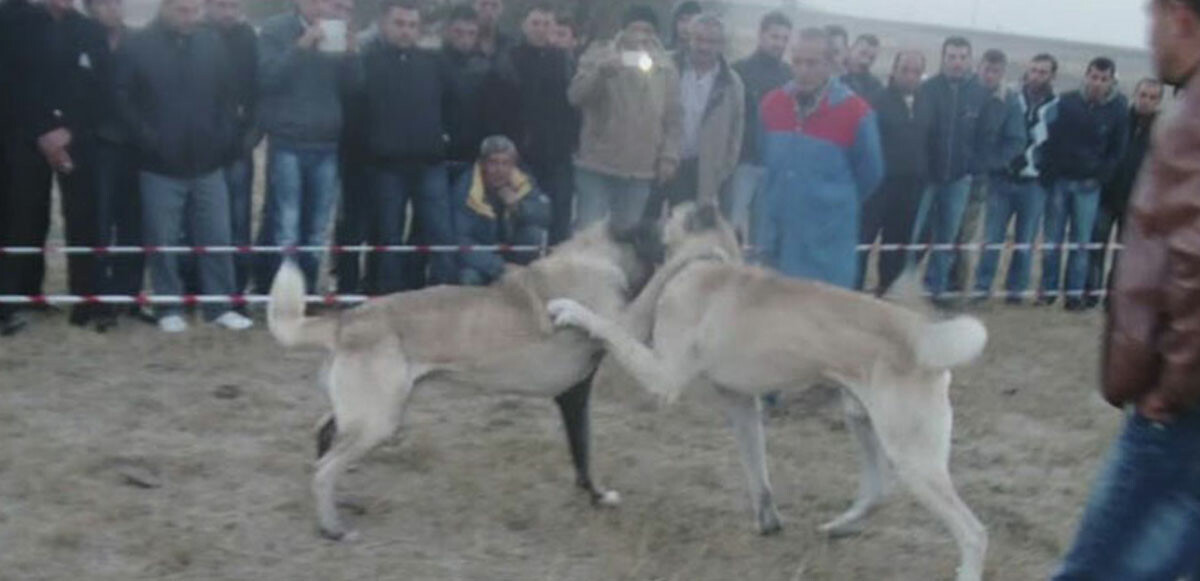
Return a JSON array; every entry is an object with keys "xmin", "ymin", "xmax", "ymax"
[
  {"xmin": 648, "ymin": 12, "xmax": 744, "ymax": 219},
  {"xmin": 569, "ymin": 5, "xmax": 682, "ymax": 231}
]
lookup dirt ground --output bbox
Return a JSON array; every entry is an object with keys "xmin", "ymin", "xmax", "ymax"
[{"xmin": 0, "ymin": 299, "xmax": 1119, "ymax": 581}]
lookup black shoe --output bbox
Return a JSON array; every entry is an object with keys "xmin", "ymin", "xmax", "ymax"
[
  {"xmin": 1064, "ymin": 299, "xmax": 1088, "ymax": 312},
  {"xmin": 1, "ymin": 312, "xmax": 28, "ymax": 336},
  {"xmin": 1036, "ymin": 295, "xmax": 1057, "ymax": 307},
  {"xmin": 127, "ymin": 305, "xmax": 158, "ymax": 325},
  {"xmin": 1005, "ymin": 296, "xmax": 1025, "ymax": 306},
  {"xmin": 93, "ymin": 308, "xmax": 119, "ymax": 333}
]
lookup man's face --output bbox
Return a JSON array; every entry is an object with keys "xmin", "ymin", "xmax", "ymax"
[
  {"xmin": 757, "ymin": 24, "xmax": 790, "ymax": 60},
  {"xmin": 551, "ymin": 22, "xmax": 577, "ymax": 51},
  {"xmin": 941, "ymin": 44, "xmax": 972, "ymax": 79},
  {"xmin": 829, "ymin": 34, "xmax": 848, "ymax": 69},
  {"xmin": 1024, "ymin": 59, "xmax": 1056, "ymax": 91},
  {"xmin": 474, "ymin": 0, "xmax": 501, "ymax": 27},
  {"xmin": 688, "ymin": 23, "xmax": 722, "ymax": 68},
  {"xmin": 205, "ymin": 0, "xmax": 241, "ymax": 26},
  {"xmin": 978, "ymin": 61, "xmax": 1007, "ymax": 91},
  {"xmin": 1084, "ymin": 65, "xmax": 1116, "ymax": 101},
  {"xmin": 522, "ymin": 9, "xmax": 553, "ymax": 47},
  {"xmin": 619, "ymin": 20, "xmax": 656, "ymax": 51},
  {"xmin": 792, "ymin": 38, "xmax": 832, "ymax": 95},
  {"xmin": 674, "ymin": 13, "xmax": 695, "ymax": 45},
  {"xmin": 891, "ymin": 52, "xmax": 925, "ymax": 94},
  {"xmin": 482, "ymin": 152, "xmax": 517, "ymax": 191},
  {"xmin": 847, "ymin": 40, "xmax": 878, "ymax": 74},
  {"xmin": 162, "ymin": 0, "xmax": 204, "ymax": 31},
  {"xmin": 1147, "ymin": 0, "xmax": 1200, "ymax": 85},
  {"xmin": 381, "ymin": 7, "xmax": 420, "ymax": 48},
  {"xmin": 1134, "ymin": 81, "xmax": 1165, "ymax": 115},
  {"xmin": 86, "ymin": 0, "xmax": 125, "ymax": 30},
  {"xmin": 446, "ymin": 18, "xmax": 479, "ymax": 53}
]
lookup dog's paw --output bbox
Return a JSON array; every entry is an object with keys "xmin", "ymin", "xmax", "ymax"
[
  {"xmin": 318, "ymin": 525, "xmax": 360, "ymax": 542},
  {"xmin": 598, "ymin": 489, "xmax": 621, "ymax": 507},
  {"xmin": 547, "ymin": 298, "xmax": 593, "ymax": 330}
]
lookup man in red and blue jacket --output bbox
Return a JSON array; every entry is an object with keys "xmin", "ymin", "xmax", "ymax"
[{"xmin": 755, "ymin": 27, "xmax": 884, "ymax": 289}]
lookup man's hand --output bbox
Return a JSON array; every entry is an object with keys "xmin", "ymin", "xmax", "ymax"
[
  {"xmin": 656, "ymin": 158, "xmax": 679, "ymax": 184},
  {"xmin": 1138, "ymin": 390, "xmax": 1176, "ymax": 424},
  {"xmin": 37, "ymin": 128, "xmax": 74, "ymax": 173},
  {"xmin": 297, "ymin": 22, "xmax": 325, "ymax": 50},
  {"xmin": 496, "ymin": 185, "xmax": 522, "ymax": 207}
]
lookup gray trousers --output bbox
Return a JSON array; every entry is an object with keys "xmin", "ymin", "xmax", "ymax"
[{"xmin": 140, "ymin": 170, "xmax": 237, "ymax": 319}]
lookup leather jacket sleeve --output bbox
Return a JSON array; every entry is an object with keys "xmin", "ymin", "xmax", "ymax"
[{"xmin": 1157, "ymin": 212, "xmax": 1200, "ymax": 413}]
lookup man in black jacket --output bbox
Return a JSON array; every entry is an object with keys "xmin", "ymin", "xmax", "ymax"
[
  {"xmin": 356, "ymin": 0, "xmax": 454, "ymax": 294},
  {"xmin": 206, "ymin": 0, "xmax": 258, "ymax": 296},
  {"xmin": 859, "ymin": 50, "xmax": 931, "ymax": 295},
  {"xmin": 441, "ymin": 5, "xmax": 491, "ymax": 183},
  {"xmin": 1041, "ymin": 56, "xmax": 1130, "ymax": 310},
  {"xmin": 115, "ymin": 0, "xmax": 251, "ymax": 333},
  {"xmin": 0, "ymin": 0, "xmax": 110, "ymax": 333},
  {"xmin": 912, "ymin": 36, "xmax": 989, "ymax": 302},
  {"xmin": 728, "ymin": 10, "xmax": 791, "ymax": 241},
  {"xmin": 842, "ymin": 33, "xmax": 883, "ymax": 101},
  {"xmin": 483, "ymin": 4, "xmax": 575, "ymax": 244},
  {"xmin": 1084, "ymin": 77, "xmax": 1163, "ymax": 308}
]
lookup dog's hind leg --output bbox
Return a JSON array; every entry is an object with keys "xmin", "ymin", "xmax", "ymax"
[
  {"xmin": 314, "ymin": 345, "xmax": 414, "ymax": 541},
  {"xmin": 819, "ymin": 389, "xmax": 891, "ymax": 537},
  {"xmin": 861, "ymin": 371, "xmax": 987, "ymax": 581},
  {"xmin": 714, "ymin": 385, "xmax": 782, "ymax": 535},
  {"xmin": 554, "ymin": 373, "xmax": 620, "ymax": 506}
]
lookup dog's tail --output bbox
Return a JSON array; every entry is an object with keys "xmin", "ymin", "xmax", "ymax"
[
  {"xmin": 268, "ymin": 261, "xmax": 337, "ymax": 349},
  {"xmin": 914, "ymin": 316, "xmax": 988, "ymax": 370}
]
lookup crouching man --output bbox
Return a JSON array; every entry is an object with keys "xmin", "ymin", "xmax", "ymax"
[{"xmin": 455, "ymin": 135, "xmax": 551, "ymax": 286}]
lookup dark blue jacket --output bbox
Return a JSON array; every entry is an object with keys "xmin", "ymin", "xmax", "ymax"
[
  {"xmin": 916, "ymin": 74, "xmax": 989, "ymax": 184},
  {"xmin": 453, "ymin": 165, "xmax": 550, "ymax": 283},
  {"xmin": 975, "ymin": 88, "xmax": 1027, "ymax": 176},
  {"xmin": 441, "ymin": 46, "xmax": 492, "ymax": 164},
  {"xmin": 114, "ymin": 20, "xmax": 238, "ymax": 177},
  {"xmin": 257, "ymin": 13, "xmax": 348, "ymax": 147},
  {"xmin": 1044, "ymin": 88, "xmax": 1130, "ymax": 184},
  {"xmin": 1102, "ymin": 109, "xmax": 1156, "ymax": 216},
  {"xmin": 355, "ymin": 44, "xmax": 449, "ymax": 164}
]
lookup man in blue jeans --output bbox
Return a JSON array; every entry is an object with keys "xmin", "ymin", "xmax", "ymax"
[
  {"xmin": 256, "ymin": 0, "xmax": 353, "ymax": 293},
  {"xmin": 1040, "ymin": 56, "xmax": 1129, "ymax": 310},
  {"xmin": 114, "ymin": 0, "xmax": 251, "ymax": 333},
  {"xmin": 910, "ymin": 36, "xmax": 988, "ymax": 304},
  {"xmin": 1053, "ymin": 3, "xmax": 1200, "ymax": 578},
  {"xmin": 973, "ymin": 53, "xmax": 1060, "ymax": 303}
]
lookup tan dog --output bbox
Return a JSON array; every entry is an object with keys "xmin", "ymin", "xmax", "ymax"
[
  {"xmin": 548, "ymin": 204, "xmax": 989, "ymax": 581},
  {"xmin": 269, "ymin": 221, "xmax": 698, "ymax": 541}
]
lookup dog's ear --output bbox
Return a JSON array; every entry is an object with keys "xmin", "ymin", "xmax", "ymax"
[{"xmin": 685, "ymin": 204, "xmax": 721, "ymax": 233}]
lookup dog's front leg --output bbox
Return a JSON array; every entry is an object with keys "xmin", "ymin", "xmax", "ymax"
[
  {"xmin": 715, "ymin": 386, "xmax": 783, "ymax": 535},
  {"xmin": 554, "ymin": 376, "xmax": 620, "ymax": 506},
  {"xmin": 548, "ymin": 299, "xmax": 695, "ymax": 404}
]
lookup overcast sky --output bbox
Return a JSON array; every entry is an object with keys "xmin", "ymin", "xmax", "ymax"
[{"xmin": 804, "ymin": 0, "xmax": 1148, "ymax": 48}]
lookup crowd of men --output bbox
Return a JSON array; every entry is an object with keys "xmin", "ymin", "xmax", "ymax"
[{"xmin": 0, "ymin": 0, "xmax": 1163, "ymax": 337}]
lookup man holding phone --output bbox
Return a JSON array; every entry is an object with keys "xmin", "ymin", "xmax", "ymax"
[{"xmin": 569, "ymin": 5, "xmax": 682, "ymax": 231}]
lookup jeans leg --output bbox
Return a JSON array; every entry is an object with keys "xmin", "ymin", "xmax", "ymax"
[
  {"xmin": 225, "ymin": 155, "xmax": 254, "ymax": 294},
  {"xmin": 923, "ymin": 177, "xmax": 971, "ymax": 297},
  {"xmin": 1007, "ymin": 182, "xmax": 1046, "ymax": 298},
  {"xmin": 0, "ymin": 138, "xmax": 53, "ymax": 301},
  {"xmin": 414, "ymin": 163, "xmax": 454, "ymax": 286},
  {"xmin": 367, "ymin": 166, "xmax": 410, "ymax": 295},
  {"xmin": 1041, "ymin": 181, "xmax": 1069, "ymax": 299},
  {"xmin": 950, "ymin": 177, "xmax": 988, "ymax": 293},
  {"xmin": 1065, "ymin": 183, "xmax": 1101, "ymax": 302},
  {"xmin": 612, "ymin": 178, "xmax": 652, "ymax": 231},
  {"xmin": 1086, "ymin": 206, "xmax": 1116, "ymax": 303},
  {"xmin": 139, "ymin": 172, "xmax": 189, "ymax": 317},
  {"xmin": 974, "ymin": 181, "xmax": 1014, "ymax": 296},
  {"xmin": 190, "ymin": 170, "xmax": 237, "ymax": 320},
  {"xmin": 1053, "ymin": 407, "xmax": 1200, "ymax": 581},
  {"xmin": 573, "ymin": 167, "xmax": 611, "ymax": 232},
  {"xmin": 534, "ymin": 161, "xmax": 574, "ymax": 245},
  {"xmin": 259, "ymin": 143, "xmax": 302, "ymax": 291},
  {"xmin": 94, "ymin": 142, "xmax": 120, "ymax": 294},
  {"xmin": 299, "ymin": 149, "xmax": 340, "ymax": 292}
]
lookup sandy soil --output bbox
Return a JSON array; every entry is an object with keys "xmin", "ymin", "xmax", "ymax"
[{"xmin": 0, "ymin": 301, "xmax": 1119, "ymax": 581}]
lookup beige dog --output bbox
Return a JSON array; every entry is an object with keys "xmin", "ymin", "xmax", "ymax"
[
  {"xmin": 547, "ymin": 204, "xmax": 989, "ymax": 581},
  {"xmin": 269, "ymin": 222, "xmax": 698, "ymax": 541}
]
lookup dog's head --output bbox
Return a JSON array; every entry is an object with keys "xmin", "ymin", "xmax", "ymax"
[{"xmin": 661, "ymin": 202, "xmax": 742, "ymax": 263}]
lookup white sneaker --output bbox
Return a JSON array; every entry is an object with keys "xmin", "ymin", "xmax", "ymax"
[
  {"xmin": 158, "ymin": 315, "xmax": 189, "ymax": 334},
  {"xmin": 212, "ymin": 311, "xmax": 253, "ymax": 331}
]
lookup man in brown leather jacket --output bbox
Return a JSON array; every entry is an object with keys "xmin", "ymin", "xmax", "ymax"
[{"xmin": 1053, "ymin": 1, "xmax": 1200, "ymax": 579}]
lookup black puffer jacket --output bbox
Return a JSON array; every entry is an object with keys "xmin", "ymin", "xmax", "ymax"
[
  {"xmin": 870, "ymin": 84, "xmax": 933, "ymax": 181},
  {"xmin": 441, "ymin": 46, "xmax": 492, "ymax": 164},
  {"xmin": 356, "ymin": 44, "xmax": 448, "ymax": 164},
  {"xmin": 483, "ymin": 42, "xmax": 575, "ymax": 167},
  {"xmin": 1102, "ymin": 109, "xmax": 1156, "ymax": 216},
  {"xmin": 114, "ymin": 20, "xmax": 238, "ymax": 177},
  {"xmin": 916, "ymin": 74, "xmax": 989, "ymax": 184},
  {"xmin": 1044, "ymin": 88, "xmax": 1130, "ymax": 184}
]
